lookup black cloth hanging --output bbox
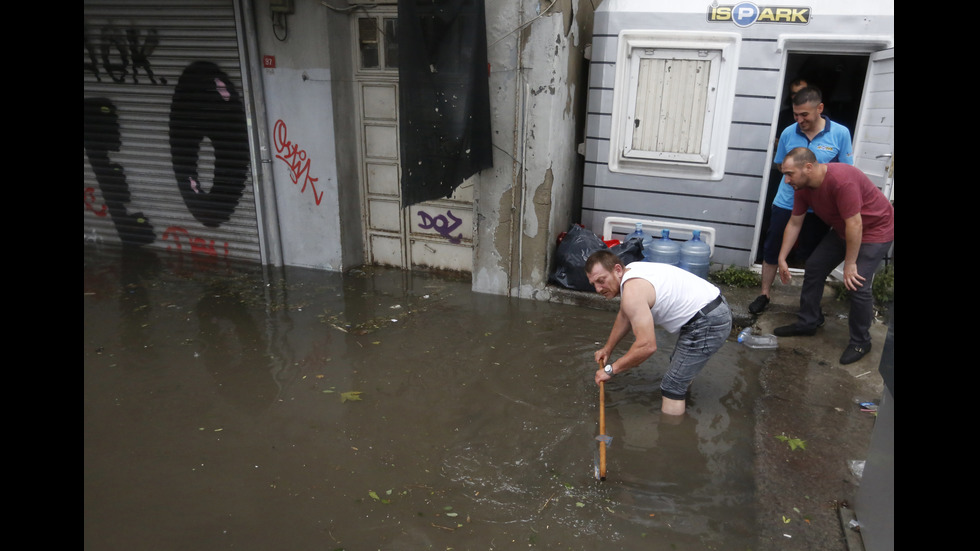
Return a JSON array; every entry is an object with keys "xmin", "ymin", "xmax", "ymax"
[{"xmin": 397, "ymin": 0, "xmax": 493, "ymax": 207}]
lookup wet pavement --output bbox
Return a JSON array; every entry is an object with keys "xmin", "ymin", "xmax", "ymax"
[{"xmin": 83, "ymin": 243, "xmax": 889, "ymax": 550}]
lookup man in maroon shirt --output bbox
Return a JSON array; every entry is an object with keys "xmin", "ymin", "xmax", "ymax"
[{"xmin": 774, "ymin": 147, "xmax": 894, "ymax": 365}]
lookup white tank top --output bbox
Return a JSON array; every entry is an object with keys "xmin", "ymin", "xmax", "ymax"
[{"xmin": 620, "ymin": 262, "xmax": 721, "ymax": 333}]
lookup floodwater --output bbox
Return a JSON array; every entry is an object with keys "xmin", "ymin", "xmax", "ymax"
[{"xmin": 84, "ymin": 244, "xmax": 833, "ymax": 550}]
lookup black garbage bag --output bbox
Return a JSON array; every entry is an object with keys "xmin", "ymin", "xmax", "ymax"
[
  {"xmin": 550, "ymin": 224, "xmax": 604, "ymax": 291},
  {"xmin": 611, "ymin": 237, "xmax": 645, "ymax": 265},
  {"xmin": 550, "ymin": 225, "xmax": 645, "ymax": 292}
]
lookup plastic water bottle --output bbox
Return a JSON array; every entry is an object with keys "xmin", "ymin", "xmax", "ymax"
[
  {"xmin": 626, "ymin": 223, "xmax": 654, "ymax": 261},
  {"xmin": 680, "ymin": 230, "xmax": 711, "ymax": 279},
  {"xmin": 647, "ymin": 229, "xmax": 680, "ymax": 266},
  {"xmin": 737, "ymin": 327, "xmax": 778, "ymax": 349}
]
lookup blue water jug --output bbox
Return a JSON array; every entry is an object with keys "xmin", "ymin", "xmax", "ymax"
[
  {"xmin": 626, "ymin": 223, "xmax": 654, "ymax": 261},
  {"xmin": 679, "ymin": 230, "xmax": 711, "ymax": 279},
  {"xmin": 647, "ymin": 229, "xmax": 680, "ymax": 266}
]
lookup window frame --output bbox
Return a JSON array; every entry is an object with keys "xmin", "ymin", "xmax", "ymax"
[
  {"xmin": 608, "ymin": 30, "xmax": 741, "ymax": 181},
  {"xmin": 356, "ymin": 15, "xmax": 398, "ymax": 73}
]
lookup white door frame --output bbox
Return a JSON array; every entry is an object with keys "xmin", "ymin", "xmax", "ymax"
[
  {"xmin": 832, "ymin": 47, "xmax": 894, "ymax": 280},
  {"xmin": 351, "ymin": 7, "xmax": 477, "ymax": 272}
]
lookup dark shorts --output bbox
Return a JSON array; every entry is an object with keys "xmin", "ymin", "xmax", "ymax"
[{"xmin": 763, "ymin": 206, "xmax": 830, "ymax": 265}]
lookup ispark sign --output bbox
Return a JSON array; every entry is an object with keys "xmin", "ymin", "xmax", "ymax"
[{"xmin": 707, "ymin": 3, "xmax": 811, "ymax": 27}]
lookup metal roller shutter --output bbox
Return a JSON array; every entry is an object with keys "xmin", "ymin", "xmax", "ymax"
[{"xmin": 83, "ymin": 0, "xmax": 261, "ymax": 261}]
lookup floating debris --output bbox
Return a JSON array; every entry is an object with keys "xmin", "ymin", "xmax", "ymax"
[{"xmin": 340, "ymin": 391, "xmax": 363, "ymax": 403}]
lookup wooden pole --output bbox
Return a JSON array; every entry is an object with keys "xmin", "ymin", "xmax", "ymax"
[{"xmin": 598, "ymin": 360, "xmax": 607, "ymax": 480}]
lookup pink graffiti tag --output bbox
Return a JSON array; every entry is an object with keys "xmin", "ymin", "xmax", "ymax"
[
  {"xmin": 273, "ymin": 119, "xmax": 324, "ymax": 206},
  {"xmin": 214, "ymin": 78, "xmax": 231, "ymax": 101},
  {"xmin": 162, "ymin": 226, "xmax": 229, "ymax": 257},
  {"xmin": 83, "ymin": 187, "xmax": 108, "ymax": 217}
]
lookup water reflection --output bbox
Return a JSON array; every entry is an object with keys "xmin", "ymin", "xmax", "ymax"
[{"xmin": 84, "ymin": 244, "xmax": 759, "ymax": 550}]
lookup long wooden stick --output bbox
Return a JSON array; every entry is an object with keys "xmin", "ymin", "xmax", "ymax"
[
  {"xmin": 598, "ymin": 360, "xmax": 607, "ymax": 480},
  {"xmin": 599, "ymin": 381, "xmax": 607, "ymax": 480}
]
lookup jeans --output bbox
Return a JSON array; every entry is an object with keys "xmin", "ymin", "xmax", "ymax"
[
  {"xmin": 662, "ymin": 296, "xmax": 733, "ymax": 400},
  {"xmin": 796, "ymin": 232, "xmax": 892, "ymax": 347}
]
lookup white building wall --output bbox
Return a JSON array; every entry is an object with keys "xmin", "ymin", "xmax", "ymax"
[{"xmin": 254, "ymin": 0, "xmax": 345, "ymax": 271}]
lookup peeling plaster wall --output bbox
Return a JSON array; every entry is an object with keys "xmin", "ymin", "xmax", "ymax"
[
  {"xmin": 472, "ymin": 0, "xmax": 521, "ymax": 296},
  {"xmin": 243, "ymin": 0, "xmax": 595, "ymax": 296},
  {"xmin": 514, "ymin": 22, "xmax": 577, "ymax": 300},
  {"xmin": 472, "ymin": 0, "xmax": 591, "ymax": 299}
]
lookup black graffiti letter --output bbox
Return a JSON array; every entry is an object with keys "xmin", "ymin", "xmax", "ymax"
[
  {"xmin": 169, "ymin": 61, "xmax": 250, "ymax": 227},
  {"xmin": 83, "ymin": 98, "xmax": 155, "ymax": 246},
  {"xmin": 99, "ymin": 26, "xmax": 129, "ymax": 84},
  {"xmin": 126, "ymin": 28, "xmax": 160, "ymax": 84}
]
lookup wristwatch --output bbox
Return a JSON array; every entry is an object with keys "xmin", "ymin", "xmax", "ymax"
[{"xmin": 604, "ymin": 364, "xmax": 614, "ymax": 376}]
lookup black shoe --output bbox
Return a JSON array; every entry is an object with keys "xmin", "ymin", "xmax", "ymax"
[
  {"xmin": 840, "ymin": 344, "xmax": 869, "ymax": 365},
  {"xmin": 773, "ymin": 324, "xmax": 817, "ymax": 337},
  {"xmin": 748, "ymin": 295, "xmax": 770, "ymax": 314}
]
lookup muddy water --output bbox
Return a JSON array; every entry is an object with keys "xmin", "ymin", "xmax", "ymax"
[{"xmin": 84, "ymin": 244, "xmax": 759, "ymax": 550}]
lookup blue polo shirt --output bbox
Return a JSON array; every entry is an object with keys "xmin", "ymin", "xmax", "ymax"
[{"xmin": 772, "ymin": 116, "xmax": 853, "ymax": 210}]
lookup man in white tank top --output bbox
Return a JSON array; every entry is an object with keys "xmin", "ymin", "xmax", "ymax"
[{"xmin": 585, "ymin": 250, "xmax": 732, "ymax": 415}]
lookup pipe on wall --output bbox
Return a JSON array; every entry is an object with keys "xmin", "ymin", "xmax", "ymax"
[{"xmin": 235, "ymin": 0, "xmax": 285, "ymax": 267}]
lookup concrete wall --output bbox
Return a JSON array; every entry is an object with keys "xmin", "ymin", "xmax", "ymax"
[
  {"xmin": 473, "ymin": 0, "xmax": 593, "ymax": 299},
  {"xmin": 85, "ymin": 1, "xmax": 889, "ymax": 297},
  {"xmin": 252, "ymin": 0, "xmax": 348, "ymax": 271},
  {"xmin": 322, "ymin": 4, "xmax": 364, "ymax": 271},
  {"xmin": 246, "ymin": 0, "xmax": 593, "ymax": 296}
]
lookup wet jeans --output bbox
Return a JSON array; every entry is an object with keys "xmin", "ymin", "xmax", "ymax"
[
  {"xmin": 662, "ymin": 296, "xmax": 733, "ymax": 400},
  {"xmin": 796, "ymin": 232, "xmax": 892, "ymax": 347}
]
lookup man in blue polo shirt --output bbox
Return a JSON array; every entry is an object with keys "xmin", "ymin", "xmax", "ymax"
[{"xmin": 749, "ymin": 86, "xmax": 853, "ymax": 314}]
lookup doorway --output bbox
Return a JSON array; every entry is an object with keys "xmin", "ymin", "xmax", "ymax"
[
  {"xmin": 754, "ymin": 53, "xmax": 870, "ymax": 265},
  {"xmin": 352, "ymin": 7, "xmax": 476, "ymax": 273}
]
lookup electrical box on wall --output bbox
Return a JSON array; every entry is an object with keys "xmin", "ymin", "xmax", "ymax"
[{"xmin": 270, "ymin": 0, "xmax": 294, "ymax": 14}]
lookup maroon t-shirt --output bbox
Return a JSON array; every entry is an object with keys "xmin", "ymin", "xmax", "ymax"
[{"xmin": 792, "ymin": 163, "xmax": 894, "ymax": 243}]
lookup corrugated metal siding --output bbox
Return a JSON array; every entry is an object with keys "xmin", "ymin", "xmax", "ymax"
[
  {"xmin": 83, "ymin": 0, "xmax": 260, "ymax": 261},
  {"xmin": 583, "ymin": 4, "xmax": 894, "ymax": 269},
  {"xmin": 583, "ymin": 30, "xmax": 777, "ymax": 268}
]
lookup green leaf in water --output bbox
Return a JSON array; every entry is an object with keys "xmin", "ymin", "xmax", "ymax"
[
  {"xmin": 341, "ymin": 391, "xmax": 363, "ymax": 403},
  {"xmin": 774, "ymin": 434, "xmax": 806, "ymax": 451}
]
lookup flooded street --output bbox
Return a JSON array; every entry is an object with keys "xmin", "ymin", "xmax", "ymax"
[{"xmin": 84, "ymin": 244, "xmax": 885, "ymax": 550}]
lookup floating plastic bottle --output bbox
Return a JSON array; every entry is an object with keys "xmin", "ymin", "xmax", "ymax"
[
  {"xmin": 679, "ymin": 230, "xmax": 711, "ymax": 279},
  {"xmin": 737, "ymin": 327, "xmax": 778, "ymax": 349},
  {"xmin": 647, "ymin": 229, "xmax": 680, "ymax": 266},
  {"xmin": 626, "ymin": 223, "xmax": 654, "ymax": 261}
]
